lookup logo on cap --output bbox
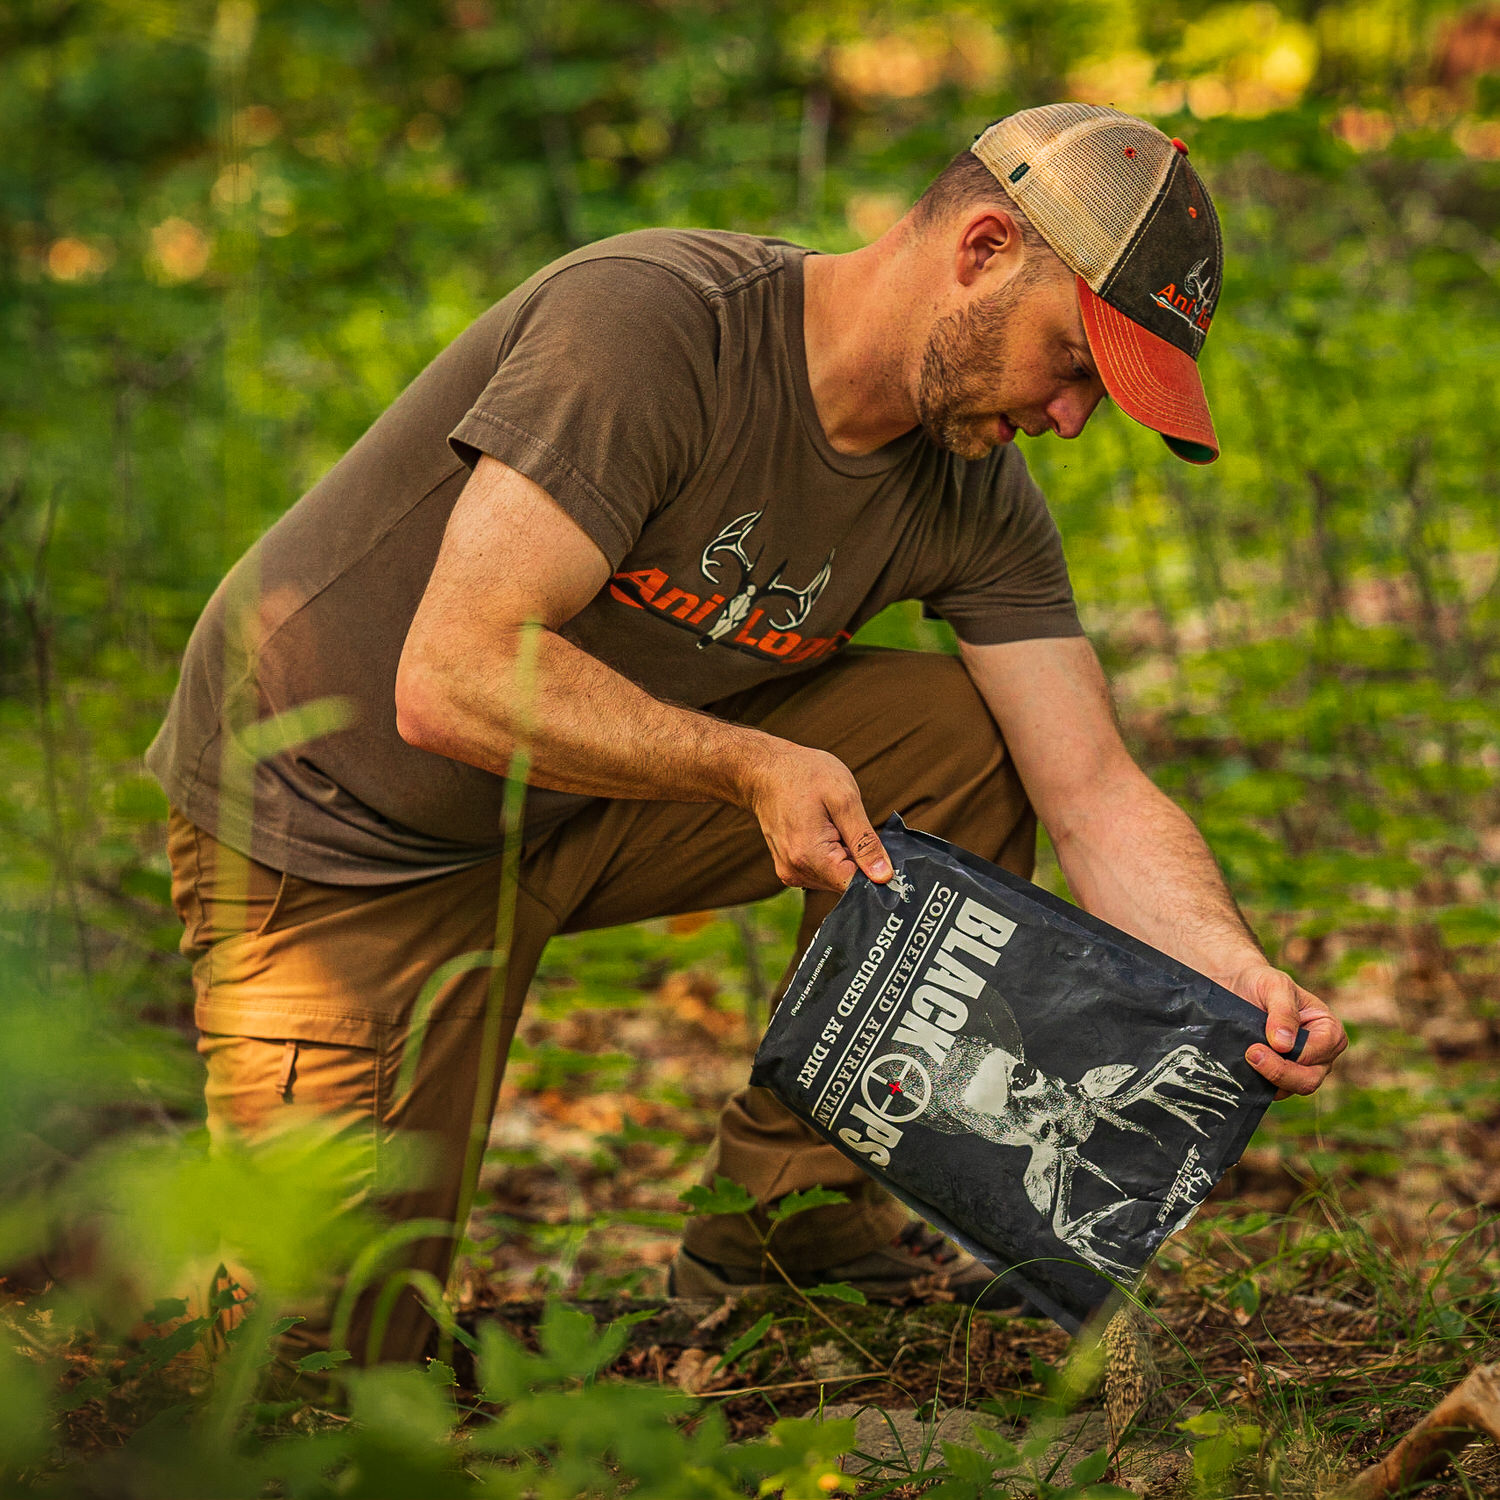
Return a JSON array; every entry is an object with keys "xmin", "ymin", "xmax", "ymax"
[{"xmin": 1153, "ymin": 256, "xmax": 1216, "ymax": 335}]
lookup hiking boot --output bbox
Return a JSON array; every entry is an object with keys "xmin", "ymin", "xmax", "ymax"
[{"xmin": 669, "ymin": 1219, "xmax": 1031, "ymax": 1310}]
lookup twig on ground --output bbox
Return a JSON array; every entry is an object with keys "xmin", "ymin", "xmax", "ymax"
[
  {"xmin": 713, "ymin": 1373, "xmax": 905, "ymax": 1400},
  {"xmin": 1332, "ymin": 1361, "xmax": 1500, "ymax": 1499}
]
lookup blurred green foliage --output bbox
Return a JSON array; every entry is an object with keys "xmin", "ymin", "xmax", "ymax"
[
  {"xmin": 5, "ymin": 0, "xmax": 1498, "ymax": 985},
  {"xmin": 3, "ymin": 0, "xmax": 1500, "ymax": 1491}
]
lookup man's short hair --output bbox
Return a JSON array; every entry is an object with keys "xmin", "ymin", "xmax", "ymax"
[{"xmin": 912, "ymin": 147, "xmax": 1053, "ymax": 260}]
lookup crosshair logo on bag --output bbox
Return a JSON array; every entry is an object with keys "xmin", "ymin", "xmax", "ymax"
[{"xmin": 862, "ymin": 1053, "xmax": 932, "ymax": 1124}]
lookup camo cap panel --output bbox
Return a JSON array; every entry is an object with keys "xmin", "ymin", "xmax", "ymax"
[{"xmin": 972, "ymin": 105, "xmax": 1176, "ymax": 289}]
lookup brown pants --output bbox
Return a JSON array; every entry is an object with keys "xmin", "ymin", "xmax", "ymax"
[{"xmin": 171, "ymin": 647, "xmax": 1034, "ymax": 1365}]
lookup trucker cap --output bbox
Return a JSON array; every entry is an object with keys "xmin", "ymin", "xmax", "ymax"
[{"xmin": 972, "ymin": 103, "xmax": 1223, "ymax": 464}]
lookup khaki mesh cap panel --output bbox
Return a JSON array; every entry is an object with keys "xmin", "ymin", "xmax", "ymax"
[{"xmin": 971, "ymin": 105, "xmax": 1177, "ymax": 290}]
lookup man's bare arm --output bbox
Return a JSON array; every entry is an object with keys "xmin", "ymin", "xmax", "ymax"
[
  {"xmin": 961, "ymin": 634, "xmax": 1347, "ymax": 1096},
  {"xmin": 395, "ymin": 456, "xmax": 892, "ymax": 891}
]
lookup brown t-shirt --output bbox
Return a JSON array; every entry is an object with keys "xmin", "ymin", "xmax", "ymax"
[{"xmin": 147, "ymin": 230, "xmax": 1084, "ymax": 883}]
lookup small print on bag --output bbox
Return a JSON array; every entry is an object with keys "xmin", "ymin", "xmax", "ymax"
[{"xmin": 751, "ymin": 816, "xmax": 1305, "ymax": 1332}]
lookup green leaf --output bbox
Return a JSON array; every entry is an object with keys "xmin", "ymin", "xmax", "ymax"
[
  {"xmin": 1070, "ymin": 1447, "xmax": 1111, "ymax": 1485},
  {"xmin": 1435, "ymin": 903, "xmax": 1500, "ymax": 946},
  {"xmin": 1226, "ymin": 1211, "xmax": 1273, "ymax": 1236},
  {"xmin": 295, "ymin": 1348, "xmax": 353, "ymax": 1374},
  {"xmin": 678, "ymin": 1174, "xmax": 758, "ymax": 1216},
  {"xmin": 721, "ymin": 1311, "xmax": 775, "ymax": 1368},
  {"xmin": 250, "ymin": 1399, "xmax": 304, "ymax": 1427},
  {"xmin": 1191, "ymin": 1439, "xmax": 1233, "ymax": 1486},
  {"xmin": 766, "ymin": 1186, "xmax": 849, "ymax": 1224},
  {"xmin": 426, "ymin": 1357, "xmax": 458, "ymax": 1388},
  {"xmin": 1227, "ymin": 1276, "xmax": 1260, "ymax": 1317},
  {"xmin": 539, "ymin": 1301, "xmax": 615, "ymax": 1378},
  {"xmin": 940, "ymin": 1440, "xmax": 994, "ymax": 1483},
  {"xmin": 1178, "ymin": 1412, "xmax": 1225, "ymax": 1437},
  {"xmin": 56, "ymin": 1375, "xmax": 111, "ymax": 1413},
  {"xmin": 922, "ymin": 1482, "xmax": 980, "ymax": 1500},
  {"xmin": 1181, "ymin": 1412, "xmax": 1262, "ymax": 1486},
  {"xmin": 268, "ymin": 1314, "xmax": 306, "ymax": 1339},
  {"xmin": 1430, "ymin": 1303, "xmax": 1468, "ymax": 1338},
  {"xmin": 805, "ymin": 1282, "xmax": 867, "ymax": 1305},
  {"xmin": 973, "ymin": 1426, "xmax": 1021, "ymax": 1467},
  {"xmin": 1021, "ymin": 1428, "xmax": 1055, "ymax": 1461},
  {"xmin": 476, "ymin": 1323, "xmax": 537, "ymax": 1404},
  {"xmin": 613, "ymin": 1307, "xmax": 661, "ymax": 1330},
  {"xmin": 755, "ymin": 1416, "xmax": 857, "ymax": 1497},
  {"xmin": 346, "ymin": 1365, "xmax": 458, "ymax": 1448},
  {"xmin": 144, "ymin": 1296, "xmax": 188, "ymax": 1325},
  {"xmin": 124, "ymin": 1319, "xmax": 209, "ymax": 1375},
  {"xmin": 230, "ymin": 696, "xmax": 356, "ymax": 762}
]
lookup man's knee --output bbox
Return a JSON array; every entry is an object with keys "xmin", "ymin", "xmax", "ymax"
[
  {"xmin": 909, "ymin": 651, "xmax": 1015, "ymax": 781},
  {"xmin": 853, "ymin": 651, "xmax": 1033, "ymax": 866}
]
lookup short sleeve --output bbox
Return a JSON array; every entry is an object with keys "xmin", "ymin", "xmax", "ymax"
[
  {"xmin": 449, "ymin": 257, "xmax": 720, "ymax": 570},
  {"xmin": 920, "ymin": 446, "xmax": 1084, "ymax": 646}
]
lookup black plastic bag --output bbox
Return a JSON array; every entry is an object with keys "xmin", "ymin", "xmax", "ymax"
[{"xmin": 751, "ymin": 816, "xmax": 1305, "ymax": 1331}]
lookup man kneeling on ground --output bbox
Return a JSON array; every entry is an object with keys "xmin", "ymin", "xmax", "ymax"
[{"xmin": 149, "ymin": 103, "xmax": 1347, "ymax": 1368}]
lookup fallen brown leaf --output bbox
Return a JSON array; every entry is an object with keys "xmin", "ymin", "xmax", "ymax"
[{"xmin": 669, "ymin": 1346, "xmax": 726, "ymax": 1395}]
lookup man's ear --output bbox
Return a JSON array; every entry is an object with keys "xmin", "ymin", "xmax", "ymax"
[{"xmin": 955, "ymin": 209, "xmax": 1027, "ymax": 288}]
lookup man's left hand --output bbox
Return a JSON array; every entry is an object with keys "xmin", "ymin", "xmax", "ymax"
[{"xmin": 1218, "ymin": 961, "xmax": 1348, "ymax": 1099}]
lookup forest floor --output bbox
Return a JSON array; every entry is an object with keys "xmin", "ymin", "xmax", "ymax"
[
  {"xmin": 453, "ymin": 898, "xmax": 1500, "ymax": 1495},
  {"xmin": 5, "ymin": 878, "xmax": 1497, "ymax": 1497}
]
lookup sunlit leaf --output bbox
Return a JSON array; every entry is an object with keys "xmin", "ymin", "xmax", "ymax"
[
  {"xmin": 766, "ymin": 1186, "xmax": 849, "ymax": 1224},
  {"xmin": 295, "ymin": 1349, "xmax": 353, "ymax": 1374},
  {"xmin": 679, "ymin": 1174, "xmax": 757, "ymax": 1216},
  {"xmin": 805, "ymin": 1282, "xmax": 867, "ymax": 1304}
]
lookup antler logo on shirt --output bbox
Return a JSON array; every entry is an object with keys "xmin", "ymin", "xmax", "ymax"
[
  {"xmin": 697, "ymin": 510, "xmax": 834, "ymax": 650},
  {"xmin": 605, "ymin": 510, "xmax": 848, "ymax": 666}
]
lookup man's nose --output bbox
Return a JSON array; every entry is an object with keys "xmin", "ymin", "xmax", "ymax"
[{"xmin": 1049, "ymin": 385, "xmax": 1105, "ymax": 440}]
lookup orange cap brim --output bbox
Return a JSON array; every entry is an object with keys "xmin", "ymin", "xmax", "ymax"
[{"xmin": 1077, "ymin": 275, "xmax": 1219, "ymax": 464}]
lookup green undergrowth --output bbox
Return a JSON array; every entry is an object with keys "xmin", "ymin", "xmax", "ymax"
[
  {"xmin": 1166, "ymin": 1199, "xmax": 1500, "ymax": 1496},
  {"xmin": 4, "ymin": 1132, "xmax": 1496, "ymax": 1497}
]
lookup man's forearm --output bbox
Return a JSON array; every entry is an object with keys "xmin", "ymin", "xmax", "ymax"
[
  {"xmin": 395, "ymin": 455, "xmax": 894, "ymax": 894},
  {"xmin": 1047, "ymin": 761, "xmax": 1264, "ymax": 985},
  {"xmin": 396, "ymin": 623, "xmax": 779, "ymax": 807},
  {"xmin": 960, "ymin": 635, "xmax": 1343, "ymax": 1091}
]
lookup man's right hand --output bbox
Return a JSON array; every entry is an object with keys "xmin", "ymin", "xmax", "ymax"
[{"xmin": 739, "ymin": 744, "xmax": 893, "ymax": 893}]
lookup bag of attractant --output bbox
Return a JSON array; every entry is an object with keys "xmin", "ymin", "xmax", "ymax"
[{"xmin": 751, "ymin": 816, "xmax": 1303, "ymax": 1331}]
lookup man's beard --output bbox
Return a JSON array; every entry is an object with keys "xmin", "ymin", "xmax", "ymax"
[{"xmin": 915, "ymin": 273, "xmax": 1033, "ymax": 461}]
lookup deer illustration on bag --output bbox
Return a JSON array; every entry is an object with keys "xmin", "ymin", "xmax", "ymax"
[{"xmin": 927, "ymin": 1038, "xmax": 1241, "ymax": 1277}]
